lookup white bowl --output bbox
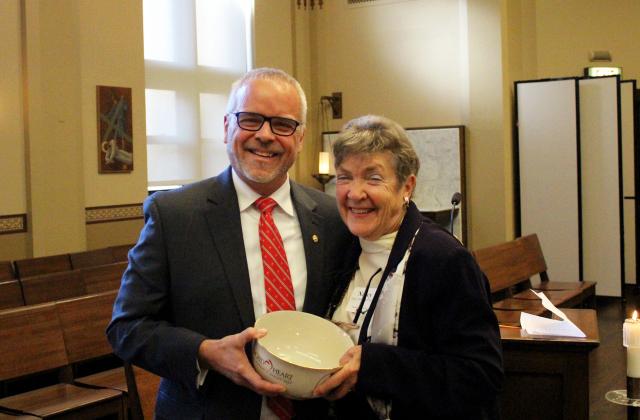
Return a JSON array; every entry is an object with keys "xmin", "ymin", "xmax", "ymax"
[{"xmin": 252, "ymin": 310, "xmax": 354, "ymax": 399}]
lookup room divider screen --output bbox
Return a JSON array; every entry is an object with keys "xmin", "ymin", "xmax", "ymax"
[{"xmin": 515, "ymin": 75, "xmax": 628, "ymax": 297}]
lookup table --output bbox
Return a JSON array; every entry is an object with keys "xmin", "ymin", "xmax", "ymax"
[{"xmin": 498, "ymin": 309, "xmax": 600, "ymax": 420}]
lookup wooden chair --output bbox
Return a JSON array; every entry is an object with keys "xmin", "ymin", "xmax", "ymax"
[
  {"xmin": 69, "ymin": 248, "xmax": 115, "ymax": 270},
  {"xmin": 110, "ymin": 244, "xmax": 134, "ymax": 262},
  {"xmin": 13, "ymin": 254, "xmax": 71, "ymax": 278},
  {"xmin": 124, "ymin": 363, "xmax": 161, "ymax": 420},
  {"xmin": 473, "ymin": 234, "xmax": 596, "ymax": 316},
  {"xmin": 0, "ymin": 261, "xmax": 16, "ymax": 281},
  {"xmin": 0, "ymin": 280, "xmax": 24, "ymax": 310},
  {"xmin": 0, "ymin": 303, "xmax": 124, "ymax": 419},
  {"xmin": 20, "ymin": 270, "xmax": 86, "ymax": 306},
  {"xmin": 81, "ymin": 262, "xmax": 126, "ymax": 294}
]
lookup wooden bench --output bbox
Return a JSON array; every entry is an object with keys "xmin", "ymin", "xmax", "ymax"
[
  {"xmin": 473, "ymin": 233, "xmax": 597, "ymax": 320},
  {"xmin": 80, "ymin": 262, "xmax": 126, "ymax": 294},
  {"xmin": 0, "ymin": 262, "xmax": 15, "ymax": 281},
  {"xmin": 0, "ymin": 303, "xmax": 124, "ymax": 419},
  {"xmin": 69, "ymin": 248, "xmax": 116, "ymax": 270},
  {"xmin": 0, "ymin": 281, "xmax": 24, "ymax": 310},
  {"xmin": 13, "ymin": 254, "xmax": 72, "ymax": 279},
  {"xmin": 20, "ymin": 270, "xmax": 86, "ymax": 306},
  {"xmin": 109, "ymin": 244, "xmax": 134, "ymax": 263}
]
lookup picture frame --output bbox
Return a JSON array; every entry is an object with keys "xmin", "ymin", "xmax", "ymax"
[
  {"xmin": 322, "ymin": 125, "xmax": 466, "ymax": 243},
  {"xmin": 96, "ymin": 85, "xmax": 133, "ymax": 173}
]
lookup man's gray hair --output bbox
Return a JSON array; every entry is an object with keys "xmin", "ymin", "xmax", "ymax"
[
  {"xmin": 332, "ymin": 115, "xmax": 420, "ymax": 185},
  {"xmin": 225, "ymin": 67, "xmax": 307, "ymax": 124}
]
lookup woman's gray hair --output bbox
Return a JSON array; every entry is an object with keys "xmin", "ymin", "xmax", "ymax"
[
  {"xmin": 225, "ymin": 67, "xmax": 307, "ymax": 124},
  {"xmin": 332, "ymin": 115, "xmax": 420, "ymax": 185}
]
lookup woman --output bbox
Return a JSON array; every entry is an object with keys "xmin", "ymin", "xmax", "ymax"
[{"xmin": 314, "ymin": 115, "xmax": 503, "ymax": 419}]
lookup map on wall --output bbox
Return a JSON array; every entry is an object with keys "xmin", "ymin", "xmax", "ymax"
[
  {"xmin": 407, "ymin": 127, "xmax": 463, "ymax": 211},
  {"xmin": 322, "ymin": 125, "xmax": 466, "ymax": 241}
]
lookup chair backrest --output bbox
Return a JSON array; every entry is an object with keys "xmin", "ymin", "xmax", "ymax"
[
  {"xmin": 69, "ymin": 248, "xmax": 115, "ymax": 269},
  {"xmin": 0, "ymin": 260, "xmax": 16, "ymax": 281},
  {"xmin": 125, "ymin": 363, "xmax": 161, "ymax": 420},
  {"xmin": 56, "ymin": 291, "xmax": 118, "ymax": 364},
  {"xmin": 110, "ymin": 244, "xmax": 134, "ymax": 262},
  {"xmin": 473, "ymin": 233, "xmax": 548, "ymax": 294},
  {"xmin": 20, "ymin": 270, "xmax": 86, "ymax": 305},
  {"xmin": 0, "ymin": 280, "xmax": 25, "ymax": 310},
  {"xmin": 81, "ymin": 262, "xmax": 127, "ymax": 294},
  {"xmin": 0, "ymin": 303, "xmax": 69, "ymax": 381},
  {"xmin": 14, "ymin": 254, "xmax": 72, "ymax": 278}
]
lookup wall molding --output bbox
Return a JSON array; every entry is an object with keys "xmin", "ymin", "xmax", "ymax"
[
  {"xmin": 85, "ymin": 203, "xmax": 143, "ymax": 224},
  {"xmin": 0, "ymin": 214, "xmax": 27, "ymax": 235}
]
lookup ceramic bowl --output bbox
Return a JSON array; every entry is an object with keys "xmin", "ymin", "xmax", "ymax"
[{"xmin": 252, "ymin": 310, "xmax": 354, "ymax": 399}]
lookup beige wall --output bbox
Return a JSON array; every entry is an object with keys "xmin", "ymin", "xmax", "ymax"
[
  {"xmin": 310, "ymin": 1, "xmax": 466, "ymax": 129},
  {"xmin": 78, "ymin": 0, "xmax": 148, "ymax": 208},
  {"xmin": 4, "ymin": 0, "xmax": 639, "ymax": 261},
  {"xmin": 465, "ymin": 0, "xmax": 509, "ymax": 249},
  {"xmin": 87, "ymin": 219, "xmax": 144, "ymax": 250},
  {"xmin": 0, "ymin": 234, "xmax": 29, "ymax": 262},
  {"xmin": 0, "ymin": 0, "xmax": 146, "ymax": 261},
  {"xmin": 305, "ymin": 0, "xmax": 508, "ymax": 248},
  {"xmin": 23, "ymin": 0, "xmax": 87, "ymax": 256},
  {"xmin": 534, "ymin": 0, "xmax": 640, "ymax": 81},
  {"xmin": 0, "ymin": 0, "xmax": 27, "ymax": 217}
]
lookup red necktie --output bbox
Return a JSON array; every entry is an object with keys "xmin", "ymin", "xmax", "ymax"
[
  {"xmin": 255, "ymin": 197, "xmax": 295, "ymax": 420},
  {"xmin": 255, "ymin": 197, "xmax": 296, "ymax": 312}
]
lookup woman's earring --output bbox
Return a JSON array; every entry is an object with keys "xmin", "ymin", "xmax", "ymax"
[{"xmin": 403, "ymin": 196, "xmax": 410, "ymax": 208}]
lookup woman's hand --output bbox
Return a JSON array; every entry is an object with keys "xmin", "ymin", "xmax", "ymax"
[{"xmin": 313, "ymin": 345, "xmax": 362, "ymax": 400}]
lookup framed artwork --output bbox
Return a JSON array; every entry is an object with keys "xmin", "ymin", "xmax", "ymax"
[
  {"xmin": 322, "ymin": 125, "xmax": 467, "ymax": 243},
  {"xmin": 97, "ymin": 85, "xmax": 133, "ymax": 173}
]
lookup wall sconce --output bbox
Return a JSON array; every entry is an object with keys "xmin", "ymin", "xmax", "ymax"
[
  {"xmin": 312, "ymin": 152, "xmax": 335, "ymax": 190},
  {"xmin": 320, "ymin": 92, "xmax": 342, "ymax": 119}
]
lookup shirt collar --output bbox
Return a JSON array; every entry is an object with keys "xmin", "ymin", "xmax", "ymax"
[{"xmin": 231, "ymin": 168, "xmax": 295, "ymax": 216}]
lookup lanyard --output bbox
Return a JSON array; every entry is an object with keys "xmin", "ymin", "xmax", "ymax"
[
  {"xmin": 352, "ymin": 267, "xmax": 382, "ymax": 324},
  {"xmin": 357, "ymin": 227, "xmax": 420, "ymax": 345}
]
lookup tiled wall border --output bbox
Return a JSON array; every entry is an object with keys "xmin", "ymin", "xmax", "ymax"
[
  {"xmin": 85, "ymin": 203, "xmax": 143, "ymax": 224},
  {"xmin": 0, "ymin": 204, "xmax": 143, "ymax": 232},
  {"xmin": 0, "ymin": 214, "xmax": 27, "ymax": 235}
]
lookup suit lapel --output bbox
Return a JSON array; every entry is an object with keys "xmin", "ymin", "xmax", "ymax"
[
  {"xmin": 291, "ymin": 184, "xmax": 325, "ymax": 315},
  {"xmin": 204, "ymin": 168, "xmax": 255, "ymax": 329}
]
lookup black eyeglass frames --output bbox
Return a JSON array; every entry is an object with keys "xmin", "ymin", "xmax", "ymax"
[{"xmin": 231, "ymin": 112, "xmax": 301, "ymax": 136}]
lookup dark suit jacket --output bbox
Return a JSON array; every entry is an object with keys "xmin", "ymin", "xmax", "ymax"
[
  {"xmin": 107, "ymin": 167, "xmax": 355, "ymax": 419},
  {"xmin": 328, "ymin": 202, "xmax": 504, "ymax": 420}
]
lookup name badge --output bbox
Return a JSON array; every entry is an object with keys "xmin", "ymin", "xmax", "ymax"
[{"xmin": 346, "ymin": 286, "xmax": 377, "ymax": 314}]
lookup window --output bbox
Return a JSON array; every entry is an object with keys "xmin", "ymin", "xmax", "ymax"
[{"xmin": 143, "ymin": 0, "xmax": 253, "ymax": 187}]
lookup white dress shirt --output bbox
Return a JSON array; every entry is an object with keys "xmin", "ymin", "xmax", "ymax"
[{"xmin": 232, "ymin": 170, "xmax": 308, "ymax": 317}]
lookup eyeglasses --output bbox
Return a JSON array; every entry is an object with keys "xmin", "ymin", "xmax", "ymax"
[{"xmin": 231, "ymin": 112, "xmax": 301, "ymax": 136}]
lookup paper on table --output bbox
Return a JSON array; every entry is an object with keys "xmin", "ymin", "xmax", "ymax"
[{"xmin": 519, "ymin": 290, "xmax": 586, "ymax": 338}]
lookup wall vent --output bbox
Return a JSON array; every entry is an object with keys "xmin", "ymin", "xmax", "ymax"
[{"xmin": 347, "ymin": 0, "xmax": 415, "ymax": 8}]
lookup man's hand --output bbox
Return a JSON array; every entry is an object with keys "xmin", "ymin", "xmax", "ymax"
[
  {"xmin": 313, "ymin": 345, "xmax": 361, "ymax": 400},
  {"xmin": 198, "ymin": 327, "xmax": 285, "ymax": 396}
]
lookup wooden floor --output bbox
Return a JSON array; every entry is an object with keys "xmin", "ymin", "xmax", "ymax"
[{"xmin": 590, "ymin": 286, "xmax": 640, "ymax": 419}]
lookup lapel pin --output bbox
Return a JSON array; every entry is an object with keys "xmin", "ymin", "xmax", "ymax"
[{"xmin": 312, "ymin": 234, "xmax": 319, "ymax": 243}]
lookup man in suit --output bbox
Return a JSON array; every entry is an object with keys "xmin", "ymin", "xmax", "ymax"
[{"xmin": 107, "ymin": 68, "xmax": 354, "ymax": 419}]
